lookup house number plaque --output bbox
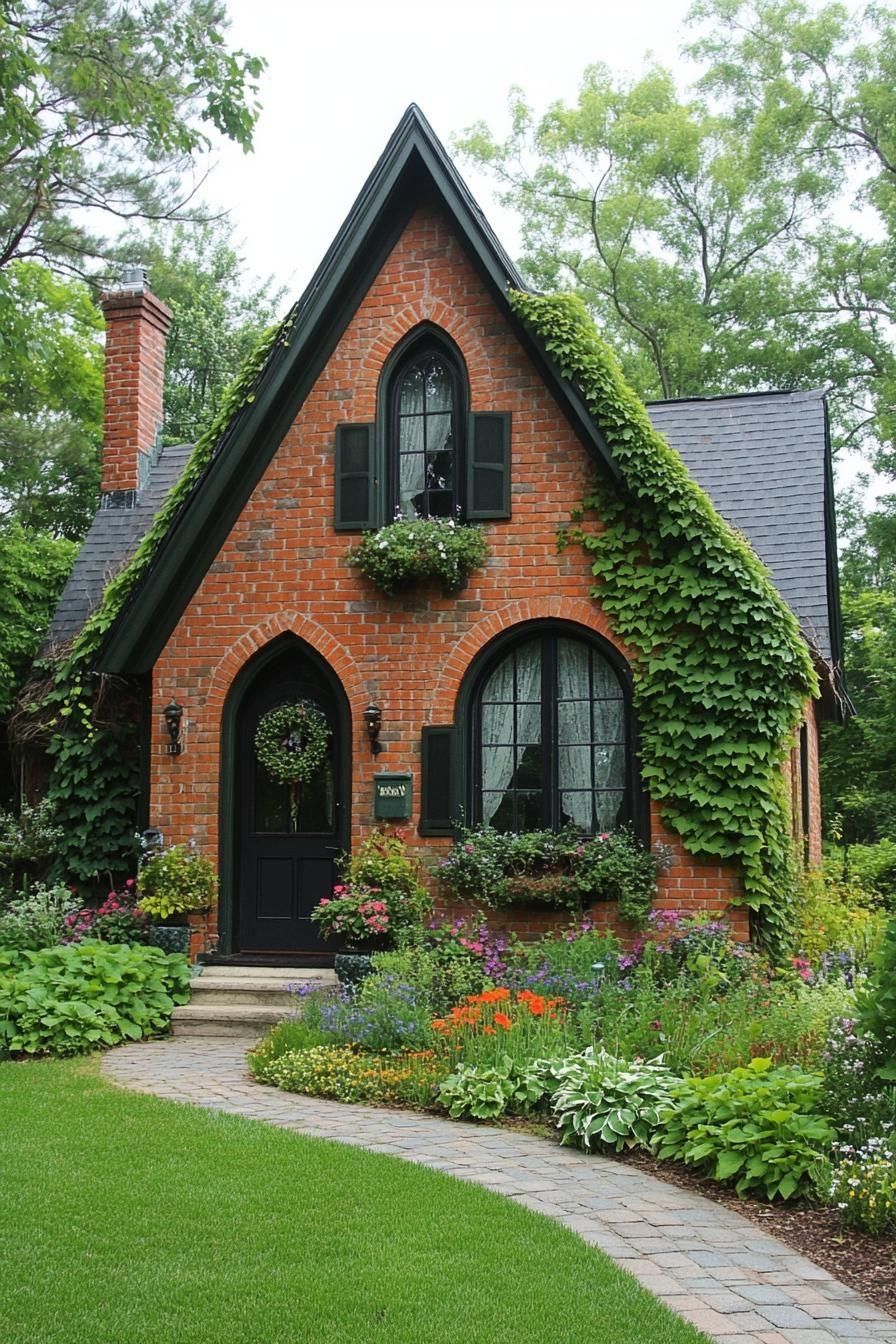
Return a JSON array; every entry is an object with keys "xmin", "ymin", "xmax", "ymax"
[{"xmin": 373, "ymin": 772, "xmax": 412, "ymax": 820}]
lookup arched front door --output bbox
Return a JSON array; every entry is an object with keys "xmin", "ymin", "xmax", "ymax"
[{"xmin": 234, "ymin": 641, "xmax": 348, "ymax": 959}]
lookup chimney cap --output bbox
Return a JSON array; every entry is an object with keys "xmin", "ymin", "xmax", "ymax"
[{"xmin": 117, "ymin": 263, "xmax": 149, "ymax": 292}]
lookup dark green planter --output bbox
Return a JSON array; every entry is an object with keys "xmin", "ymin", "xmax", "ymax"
[
  {"xmin": 333, "ymin": 951, "xmax": 376, "ymax": 994},
  {"xmin": 148, "ymin": 925, "xmax": 190, "ymax": 956}
]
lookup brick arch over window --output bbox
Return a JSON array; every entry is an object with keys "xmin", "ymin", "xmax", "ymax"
[
  {"xmin": 429, "ymin": 598, "xmax": 634, "ymax": 726},
  {"xmin": 359, "ymin": 302, "xmax": 495, "ymax": 414}
]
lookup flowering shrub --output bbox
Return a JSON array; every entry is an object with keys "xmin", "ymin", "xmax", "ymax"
[
  {"xmin": 424, "ymin": 915, "xmax": 515, "ymax": 980},
  {"xmin": 617, "ymin": 909, "xmax": 754, "ymax": 988},
  {"xmin": 820, "ymin": 1017, "xmax": 896, "ymax": 1144},
  {"xmin": 322, "ymin": 974, "xmax": 434, "ymax": 1051},
  {"xmin": 137, "ymin": 843, "xmax": 216, "ymax": 920},
  {"xmin": 432, "ymin": 987, "xmax": 570, "ymax": 1070},
  {"xmin": 437, "ymin": 824, "xmax": 668, "ymax": 924},
  {"xmin": 64, "ymin": 882, "xmax": 148, "ymax": 945},
  {"xmin": 350, "ymin": 514, "xmax": 489, "ymax": 596},
  {"xmin": 262, "ymin": 1044, "xmax": 446, "ymax": 1106},
  {"xmin": 0, "ymin": 882, "xmax": 79, "ymax": 951},
  {"xmin": 824, "ymin": 1136, "xmax": 896, "ymax": 1234},
  {"xmin": 313, "ymin": 830, "xmax": 432, "ymax": 947}
]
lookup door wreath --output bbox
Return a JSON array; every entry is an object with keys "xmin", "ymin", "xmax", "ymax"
[{"xmin": 254, "ymin": 700, "xmax": 331, "ymax": 824}]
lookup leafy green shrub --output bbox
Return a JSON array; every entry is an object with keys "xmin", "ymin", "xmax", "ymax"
[
  {"xmin": 846, "ymin": 840, "xmax": 896, "ymax": 908},
  {"xmin": 137, "ymin": 843, "xmax": 217, "ymax": 921},
  {"xmin": 855, "ymin": 915, "xmax": 896, "ymax": 1080},
  {"xmin": 312, "ymin": 830, "xmax": 432, "ymax": 947},
  {"xmin": 0, "ymin": 800, "xmax": 64, "ymax": 899},
  {"xmin": 822, "ymin": 1136, "xmax": 896, "ymax": 1235},
  {"xmin": 0, "ymin": 882, "xmax": 80, "ymax": 950},
  {"xmin": 654, "ymin": 1058, "xmax": 835, "ymax": 1201},
  {"xmin": 437, "ymin": 1056, "xmax": 549, "ymax": 1120},
  {"xmin": 438, "ymin": 824, "xmax": 667, "ymax": 924},
  {"xmin": 368, "ymin": 945, "xmax": 489, "ymax": 1016},
  {"xmin": 263, "ymin": 1044, "xmax": 446, "ymax": 1106},
  {"xmin": 0, "ymin": 941, "xmax": 190, "ymax": 1055},
  {"xmin": 792, "ymin": 863, "xmax": 885, "ymax": 967},
  {"xmin": 548, "ymin": 1048, "xmax": 681, "ymax": 1152},
  {"xmin": 350, "ymin": 515, "xmax": 489, "ymax": 596}
]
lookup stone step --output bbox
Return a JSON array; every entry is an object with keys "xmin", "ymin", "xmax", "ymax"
[
  {"xmin": 197, "ymin": 964, "xmax": 336, "ymax": 982},
  {"xmin": 188, "ymin": 977, "xmax": 297, "ymax": 1007},
  {"xmin": 171, "ymin": 1003, "xmax": 287, "ymax": 1040}
]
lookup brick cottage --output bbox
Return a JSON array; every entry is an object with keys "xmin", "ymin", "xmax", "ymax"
[{"xmin": 47, "ymin": 107, "xmax": 844, "ymax": 961}]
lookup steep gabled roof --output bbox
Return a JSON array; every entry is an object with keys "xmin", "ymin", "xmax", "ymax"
[{"xmin": 87, "ymin": 104, "xmax": 618, "ymax": 677}]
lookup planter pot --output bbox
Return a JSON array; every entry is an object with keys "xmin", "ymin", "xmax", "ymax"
[
  {"xmin": 334, "ymin": 951, "xmax": 377, "ymax": 994},
  {"xmin": 148, "ymin": 925, "xmax": 191, "ymax": 956}
]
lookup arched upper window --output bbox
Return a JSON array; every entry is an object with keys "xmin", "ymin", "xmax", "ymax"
[
  {"xmin": 333, "ymin": 324, "xmax": 511, "ymax": 531},
  {"xmin": 472, "ymin": 629, "xmax": 631, "ymax": 835},
  {"xmin": 392, "ymin": 346, "xmax": 460, "ymax": 519}
]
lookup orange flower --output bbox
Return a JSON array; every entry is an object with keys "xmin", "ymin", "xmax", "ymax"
[
  {"xmin": 524, "ymin": 995, "xmax": 545, "ymax": 1016},
  {"xmin": 494, "ymin": 1011, "xmax": 513, "ymax": 1030},
  {"xmin": 482, "ymin": 1025, "xmax": 496, "ymax": 1035}
]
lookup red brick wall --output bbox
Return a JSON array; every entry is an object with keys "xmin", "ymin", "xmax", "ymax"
[
  {"xmin": 100, "ymin": 288, "xmax": 171, "ymax": 494},
  {"xmin": 148, "ymin": 203, "xmax": 756, "ymax": 953}
]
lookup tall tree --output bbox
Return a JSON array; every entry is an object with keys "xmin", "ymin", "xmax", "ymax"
[
  {"xmin": 457, "ymin": 65, "xmax": 832, "ymax": 403},
  {"xmin": 686, "ymin": 0, "xmax": 896, "ymax": 461},
  {"xmin": 0, "ymin": 0, "xmax": 264, "ymax": 344},
  {"xmin": 0, "ymin": 261, "xmax": 103, "ymax": 538}
]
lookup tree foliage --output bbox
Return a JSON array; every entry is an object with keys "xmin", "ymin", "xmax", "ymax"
[
  {"xmin": 0, "ymin": 521, "xmax": 77, "ymax": 716},
  {"xmin": 0, "ymin": 0, "xmax": 264, "ymax": 327},
  {"xmin": 0, "ymin": 262, "xmax": 103, "ymax": 538}
]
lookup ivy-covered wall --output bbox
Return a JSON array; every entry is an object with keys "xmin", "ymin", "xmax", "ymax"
[{"xmin": 510, "ymin": 291, "xmax": 817, "ymax": 946}]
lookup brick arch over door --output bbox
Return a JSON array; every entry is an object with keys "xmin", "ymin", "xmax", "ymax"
[
  {"xmin": 429, "ymin": 597, "xmax": 636, "ymax": 727},
  {"xmin": 216, "ymin": 628, "xmax": 355, "ymax": 959}
]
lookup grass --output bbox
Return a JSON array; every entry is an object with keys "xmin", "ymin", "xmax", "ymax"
[{"xmin": 0, "ymin": 1057, "xmax": 710, "ymax": 1344}]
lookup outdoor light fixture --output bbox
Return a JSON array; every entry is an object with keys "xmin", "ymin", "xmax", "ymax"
[
  {"xmin": 363, "ymin": 702, "xmax": 383, "ymax": 756},
  {"xmin": 163, "ymin": 698, "xmax": 183, "ymax": 756}
]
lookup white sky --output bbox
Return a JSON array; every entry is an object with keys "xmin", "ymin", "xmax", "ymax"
[{"xmin": 202, "ymin": 0, "xmax": 695, "ymax": 300}]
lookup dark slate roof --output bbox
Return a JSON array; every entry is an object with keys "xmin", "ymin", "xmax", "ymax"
[
  {"xmin": 47, "ymin": 390, "xmax": 838, "ymax": 672},
  {"xmin": 44, "ymin": 441, "xmax": 193, "ymax": 649},
  {"xmin": 646, "ymin": 388, "xmax": 837, "ymax": 664}
]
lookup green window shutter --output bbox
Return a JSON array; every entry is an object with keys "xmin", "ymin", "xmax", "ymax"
[
  {"xmin": 466, "ymin": 411, "xmax": 511, "ymax": 520},
  {"xmin": 335, "ymin": 423, "xmax": 376, "ymax": 530},
  {"xmin": 419, "ymin": 725, "xmax": 457, "ymax": 836}
]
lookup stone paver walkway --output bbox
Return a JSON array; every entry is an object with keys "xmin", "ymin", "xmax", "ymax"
[{"xmin": 102, "ymin": 1039, "xmax": 896, "ymax": 1344}]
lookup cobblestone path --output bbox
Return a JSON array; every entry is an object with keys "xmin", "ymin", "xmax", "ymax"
[{"xmin": 102, "ymin": 1039, "xmax": 896, "ymax": 1344}]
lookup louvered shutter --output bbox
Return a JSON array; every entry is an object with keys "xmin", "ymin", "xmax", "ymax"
[
  {"xmin": 335, "ymin": 423, "xmax": 376, "ymax": 530},
  {"xmin": 419, "ymin": 725, "xmax": 457, "ymax": 836},
  {"xmin": 466, "ymin": 412, "xmax": 511, "ymax": 520}
]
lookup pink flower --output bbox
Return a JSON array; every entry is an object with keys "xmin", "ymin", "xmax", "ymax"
[{"xmin": 599, "ymin": 832, "xmax": 610, "ymax": 841}]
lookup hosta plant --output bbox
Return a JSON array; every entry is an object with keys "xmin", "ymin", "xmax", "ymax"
[
  {"xmin": 437, "ymin": 1055, "xmax": 550, "ymax": 1120},
  {"xmin": 653, "ymin": 1057, "xmax": 835, "ymax": 1202},
  {"xmin": 546, "ymin": 1047, "xmax": 682, "ymax": 1153}
]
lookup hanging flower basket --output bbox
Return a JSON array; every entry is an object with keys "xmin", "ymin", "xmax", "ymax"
[{"xmin": 254, "ymin": 701, "xmax": 330, "ymax": 786}]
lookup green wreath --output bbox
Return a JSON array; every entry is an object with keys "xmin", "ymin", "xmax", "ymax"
[{"xmin": 254, "ymin": 701, "xmax": 330, "ymax": 787}]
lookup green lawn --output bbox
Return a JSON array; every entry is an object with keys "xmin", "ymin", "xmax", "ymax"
[{"xmin": 0, "ymin": 1058, "xmax": 710, "ymax": 1344}]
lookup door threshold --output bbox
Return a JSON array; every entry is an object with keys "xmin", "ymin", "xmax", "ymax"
[{"xmin": 200, "ymin": 952, "xmax": 336, "ymax": 969}]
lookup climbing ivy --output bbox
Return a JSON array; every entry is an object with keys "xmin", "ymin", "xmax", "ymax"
[
  {"xmin": 33, "ymin": 313, "xmax": 296, "ymax": 883},
  {"xmin": 510, "ymin": 291, "xmax": 816, "ymax": 937}
]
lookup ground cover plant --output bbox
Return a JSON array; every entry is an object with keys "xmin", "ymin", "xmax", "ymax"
[
  {"xmin": 0, "ymin": 942, "xmax": 189, "ymax": 1055},
  {"xmin": 0, "ymin": 1058, "xmax": 708, "ymax": 1344}
]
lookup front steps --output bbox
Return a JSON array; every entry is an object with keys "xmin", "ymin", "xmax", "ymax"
[{"xmin": 171, "ymin": 965, "xmax": 337, "ymax": 1040}]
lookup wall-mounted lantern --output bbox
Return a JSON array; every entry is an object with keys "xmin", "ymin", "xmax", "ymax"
[
  {"xmin": 163, "ymin": 698, "xmax": 183, "ymax": 756},
  {"xmin": 363, "ymin": 702, "xmax": 383, "ymax": 756}
]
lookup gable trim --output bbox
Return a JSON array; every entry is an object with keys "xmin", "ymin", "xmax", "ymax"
[{"xmin": 96, "ymin": 105, "xmax": 618, "ymax": 676}]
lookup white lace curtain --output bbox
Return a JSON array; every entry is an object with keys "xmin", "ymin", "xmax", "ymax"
[
  {"xmin": 480, "ymin": 641, "xmax": 540, "ymax": 824},
  {"xmin": 398, "ymin": 358, "xmax": 453, "ymax": 517}
]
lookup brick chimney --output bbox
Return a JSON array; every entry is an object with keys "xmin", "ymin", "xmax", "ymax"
[{"xmin": 99, "ymin": 266, "xmax": 172, "ymax": 503}]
